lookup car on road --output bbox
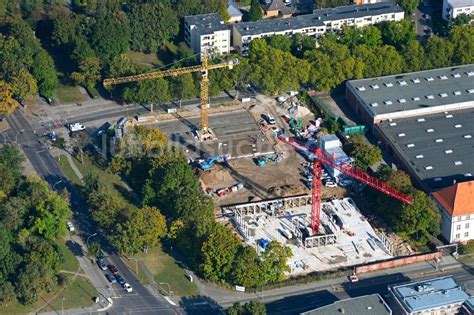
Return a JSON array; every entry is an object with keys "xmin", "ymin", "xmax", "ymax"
[
  {"xmin": 98, "ymin": 260, "xmax": 107, "ymax": 271},
  {"xmin": 123, "ymin": 283, "xmax": 133, "ymax": 292},
  {"xmin": 108, "ymin": 265, "xmax": 118, "ymax": 274},
  {"xmin": 115, "ymin": 274, "xmax": 126, "ymax": 285},
  {"xmin": 105, "ymin": 274, "xmax": 117, "ymax": 283},
  {"xmin": 66, "ymin": 220, "xmax": 75, "ymax": 232},
  {"xmin": 68, "ymin": 123, "xmax": 86, "ymax": 132}
]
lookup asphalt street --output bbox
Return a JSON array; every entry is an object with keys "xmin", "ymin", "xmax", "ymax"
[{"xmin": 5, "ymin": 110, "xmax": 182, "ymax": 315}]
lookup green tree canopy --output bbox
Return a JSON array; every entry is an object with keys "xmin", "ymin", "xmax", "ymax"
[
  {"xmin": 424, "ymin": 36, "xmax": 454, "ymax": 69},
  {"xmin": 248, "ymin": 0, "xmax": 263, "ymax": 21}
]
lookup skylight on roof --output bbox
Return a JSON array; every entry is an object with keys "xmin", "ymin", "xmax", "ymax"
[
  {"xmin": 426, "ymin": 95, "xmax": 434, "ymax": 99},
  {"xmin": 416, "ymin": 154, "xmax": 424, "ymax": 159},
  {"xmin": 426, "ymin": 128, "xmax": 434, "ymax": 133},
  {"xmin": 356, "ymin": 86, "xmax": 366, "ymax": 91},
  {"xmin": 412, "ymin": 96, "xmax": 420, "ymax": 101},
  {"xmin": 384, "ymin": 100, "xmax": 393, "ymax": 105},
  {"xmin": 398, "ymin": 98, "xmax": 406, "ymax": 103},
  {"xmin": 453, "ymin": 73, "xmax": 461, "ymax": 78},
  {"xmin": 398, "ymin": 133, "xmax": 406, "ymax": 137},
  {"xmin": 435, "ymin": 138, "xmax": 444, "ymax": 143},
  {"xmin": 466, "ymin": 71, "xmax": 474, "ymax": 77},
  {"xmin": 453, "ymin": 91, "xmax": 461, "ymax": 96},
  {"xmin": 434, "ymin": 178, "xmax": 442, "ymax": 182},
  {"xmin": 467, "ymin": 89, "xmax": 474, "ymax": 94},
  {"xmin": 370, "ymin": 84, "xmax": 379, "ymax": 89},
  {"xmin": 398, "ymin": 80, "xmax": 407, "ymax": 86},
  {"xmin": 464, "ymin": 134, "xmax": 472, "ymax": 139},
  {"xmin": 439, "ymin": 75, "xmax": 448, "ymax": 80},
  {"xmin": 426, "ymin": 77, "xmax": 434, "ymax": 81},
  {"xmin": 370, "ymin": 102, "xmax": 378, "ymax": 107},
  {"xmin": 465, "ymin": 173, "xmax": 473, "ymax": 177},
  {"xmin": 454, "ymin": 124, "xmax": 462, "ymax": 128},
  {"xmin": 389, "ymin": 122, "xmax": 397, "ymax": 126},
  {"xmin": 425, "ymin": 166, "xmax": 433, "ymax": 170},
  {"xmin": 439, "ymin": 93, "xmax": 448, "ymax": 98},
  {"xmin": 417, "ymin": 118, "xmax": 425, "ymax": 122},
  {"xmin": 384, "ymin": 82, "xmax": 393, "ymax": 87},
  {"xmin": 412, "ymin": 78, "xmax": 420, "ymax": 84},
  {"xmin": 445, "ymin": 149, "xmax": 453, "ymax": 154},
  {"xmin": 406, "ymin": 143, "xmax": 415, "ymax": 148},
  {"xmin": 454, "ymin": 161, "xmax": 463, "ymax": 166}
]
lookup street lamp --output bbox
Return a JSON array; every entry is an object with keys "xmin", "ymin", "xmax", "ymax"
[
  {"xmin": 86, "ymin": 232, "xmax": 98, "ymax": 245},
  {"xmin": 159, "ymin": 282, "xmax": 172, "ymax": 297},
  {"xmin": 15, "ymin": 129, "xmax": 25, "ymax": 144}
]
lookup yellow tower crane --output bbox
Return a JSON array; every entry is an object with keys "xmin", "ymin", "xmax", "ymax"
[{"xmin": 103, "ymin": 53, "xmax": 239, "ymax": 140}]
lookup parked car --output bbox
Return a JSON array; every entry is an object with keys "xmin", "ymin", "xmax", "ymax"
[
  {"xmin": 66, "ymin": 220, "xmax": 75, "ymax": 232},
  {"xmin": 98, "ymin": 260, "xmax": 107, "ymax": 271},
  {"xmin": 68, "ymin": 123, "xmax": 86, "ymax": 132},
  {"xmin": 276, "ymin": 96, "xmax": 287, "ymax": 102},
  {"xmin": 325, "ymin": 181, "xmax": 337, "ymax": 188},
  {"xmin": 123, "ymin": 283, "xmax": 133, "ymax": 292},
  {"xmin": 105, "ymin": 274, "xmax": 117, "ymax": 283},
  {"xmin": 115, "ymin": 274, "xmax": 125, "ymax": 285},
  {"xmin": 108, "ymin": 265, "xmax": 118, "ymax": 274},
  {"xmin": 264, "ymin": 113, "xmax": 276, "ymax": 125}
]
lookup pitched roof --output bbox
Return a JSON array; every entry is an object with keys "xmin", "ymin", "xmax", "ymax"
[
  {"xmin": 263, "ymin": 0, "xmax": 294, "ymax": 15},
  {"xmin": 227, "ymin": 0, "xmax": 243, "ymax": 17},
  {"xmin": 432, "ymin": 180, "xmax": 474, "ymax": 216}
]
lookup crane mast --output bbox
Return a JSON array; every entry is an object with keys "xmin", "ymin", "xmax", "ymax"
[
  {"xmin": 103, "ymin": 52, "xmax": 238, "ymax": 139},
  {"xmin": 279, "ymin": 136, "xmax": 413, "ymax": 234}
]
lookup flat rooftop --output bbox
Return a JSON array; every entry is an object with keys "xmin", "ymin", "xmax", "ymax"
[
  {"xmin": 184, "ymin": 13, "xmax": 229, "ymax": 35},
  {"xmin": 234, "ymin": 2, "xmax": 403, "ymax": 36},
  {"xmin": 376, "ymin": 108, "xmax": 474, "ymax": 191},
  {"xmin": 446, "ymin": 0, "xmax": 474, "ymax": 7},
  {"xmin": 301, "ymin": 294, "xmax": 392, "ymax": 315},
  {"xmin": 391, "ymin": 276, "xmax": 470, "ymax": 313},
  {"xmin": 233, "ymin": 197, "xmax": 392, "ymax": 274},
  {"xmin": 346, "ymin": 64, "xmax": 474, "ymax": 118}
]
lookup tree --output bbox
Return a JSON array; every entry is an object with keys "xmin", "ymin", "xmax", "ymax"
[
  {"xmin": 268, "ymin": 35, "xmax": 292, "ymax": 52},
  {"xmin": 449, "ymin": 13, "xmax": 472, "ymax": 26},
  {"xmin": 31, "ymin": 50, "xmax": 58, "ymax": 97},
  {"xmin": 170, "ymin": 73, "xmax": 197, "ymax": 104},
  {"xmin": 424, "ymin": 36, "xmax": 454, "ymax": 69},
  {"xmin": 113, "ymin": 206, "xmax": 167, "ymax": 254},
  {"xmin": 340, "ymin": 26, "xmax": 382, "ymax": 48},
  {"xmin": 0, "ymin": 281, "xmax": 16, "ymax": 306},
  {"xmin": 0, "ymin": 81, "xmax": 18, "ymax": 116},
  {"xmin": 377, "ymin": 20, "xmax": 416, "ymax": 48},
  {"xmin": 348, "ymin": 135, "xmax": 382, "ymax": 171},
  {"xmin": 314, "ymin": 0, "xmax": 349, "ymax": 8},
  {"xmin": 232, "ymin": 246, "xmax": 263, "ymax": 288},
  {"xmin": 11, "ymin": 69, "xmax": 38, "ymax": 100},
  {"xmin": 397, "ymin": 0, "xmax": 419, "ymax": 15},
  {"xmin": 449, "ymin": 25, "xmax": 474, "ymax": 65},
  {"xmin": 260, "ymin": 241, "xmax": 292, "ymax": 283},
  {"xmin": 123, "ymin": 78, "xmax": 171, "ymax": 105},
  {"xmin": 127, "ymin": 0, "xmax": 179, "ymax": 53},
  {"xmin": 70, "ymin": 57, "xmax": 101, "ymax": 89},
  {"xmin": 291, "ymin": 33, "xmax": 316, "ymax": 57},
  {"xmin": 227, "ymin": 301, "xmax": 267, "ymax": 315},
  {"xmin": 248, "ymin": 0, "xmax": 262, "ymax": 21},
  {"xmin": 200, "ymin": 225, "xmax": 241, "ymax": 282},
  {"xmin": 401, "ymin": 40, "xmax": 426, "ymax": 72}
]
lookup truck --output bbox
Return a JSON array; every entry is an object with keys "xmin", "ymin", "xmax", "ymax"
[{"xmin": 68, "ymin": 123, "xmax": 86, "ymax": 132}]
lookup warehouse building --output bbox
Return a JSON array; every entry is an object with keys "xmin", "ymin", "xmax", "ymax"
[
  {"xmin": 375, "ymin": 109, "xmax": 474, "ymax": 191},
  {"xmin": 389, "ymin": 276, "xmax": 472, "ymax": 315},
  {"xmin": 300, "ymin": 294, "xmax": 392, "ymax": 315},
  {"xmin": 346, "ymin": 64, "xmax": 474, "ymax": 125}
]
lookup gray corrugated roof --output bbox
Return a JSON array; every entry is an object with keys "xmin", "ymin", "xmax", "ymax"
[
  {"xmin": 391, "ymin": 277, "xmax": 470, "ymax": 312},
  {"xmin": 234, "ymin": 2, "xmax": 403, "ymax": 36},
  {"xmin": 184, "ymin": 13, "xmax": 230, "ymax": 35},
  {"xmin": 300, "ymin": 294, "xmax": 391, "ymax": 315},
  {"xmin": 347, "ymin": 64, "xmax": 474, "ymax": 118},
  {"xmin": 376, "ymin": 109, "xmax": 474, "ymax": 191},
  {"xmin": 228, "ymin": 0, "xmax": 243, "ymax": 17}
]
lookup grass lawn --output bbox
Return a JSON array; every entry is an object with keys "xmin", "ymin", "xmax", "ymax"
[
  {"xmin": 54, "ymin": 84, "xmax": 87, "ymax": 104},
  {"xmin": 139, "ymin": 247, "xmax": 199, "ymax": 297},
  {"xmin": 57, "ymin": 155, "xmax": 82, "ymax": 186},
  {"xmin": 122, "ymin": 256, "xmax": 149, "ymax": 285},
  {"xmin": 41, "ymin": 277, "xmax": 96, "ymax": 313},
  {"xmin": 127, "ymin": 51, "xmax": 163, "ymax": 67},
  {"xmin": 57, "ymin": 239, "xmax": 79, "ymax": 272}
]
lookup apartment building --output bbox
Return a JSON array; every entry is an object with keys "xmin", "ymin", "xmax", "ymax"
[
  {"xmin": 233, "ymin": 3, "xmax": 404, "ymax": 53},
  {"xmin": 183, "ymin": 14, "xmax": 231, "ymax": 56},
  {"xmin": 184, "ymin": 3, "xmax": 404, "ymax": 56},
  {"xmin": 442, "ymin": 0, "xmax": 474, "ymax": 21}
]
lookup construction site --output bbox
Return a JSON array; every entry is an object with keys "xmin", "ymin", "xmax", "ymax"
[{"xmin": 104, "ymin": 52, "xmax": 417, "ymax": 276}]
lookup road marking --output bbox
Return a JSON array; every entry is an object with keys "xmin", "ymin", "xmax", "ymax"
[{"xmin": 164, "ymin": 296, "xmax": 176, "ymax": 306}]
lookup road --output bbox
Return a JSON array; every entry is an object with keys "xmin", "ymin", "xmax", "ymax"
[
  {"xmin": 5, "ymin": 110, "xmax": 182, "ymax": 314},
  {"xmin": 414, "ymin": 0, "xmax": 433, "ymax": 40}
]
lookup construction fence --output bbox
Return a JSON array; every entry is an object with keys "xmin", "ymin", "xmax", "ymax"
[{"xmin": 355, "ymin": 251, "xmax": 443, "ymax": 274}]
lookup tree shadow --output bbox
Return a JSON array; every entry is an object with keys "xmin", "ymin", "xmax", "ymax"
[
  {"xmin": 179, "ymin": 295, "xmax": 224, "ymax": 315},
  {"xmin": 265, "ymin": 289, "xmax": 338, "ymax": 315},
  {"xmin": 113, "ymin": 183, "xmax": 141, "ymax": 206},
  {"xmin": 66, "ymin": 239, "xmax": 85, "ymax": 258}
]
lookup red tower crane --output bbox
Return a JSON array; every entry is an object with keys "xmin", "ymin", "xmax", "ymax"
[{"xmin": 278, "ymin": 136, "xmax": 413, "ymax": 234}]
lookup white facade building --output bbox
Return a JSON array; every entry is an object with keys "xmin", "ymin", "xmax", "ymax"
[
  {"xmin": 183, "ymin": 14, "xmax": 231, "ymax": 57},
  {"xmin": 433, "ymin": 181, "xmax": 474, "ymax": 244},
  {"xmin": 442, "ymin": 0, "xmax": 474, "ymax": 21}
]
